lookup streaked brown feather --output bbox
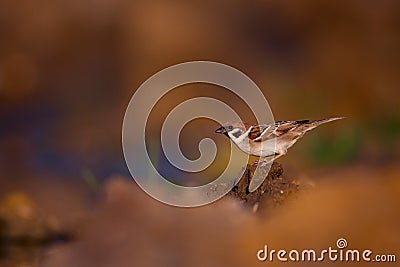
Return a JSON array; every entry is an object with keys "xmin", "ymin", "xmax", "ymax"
[{"xmin": 247, "ymin": 118, "xmax": 342, "ymax": 142}]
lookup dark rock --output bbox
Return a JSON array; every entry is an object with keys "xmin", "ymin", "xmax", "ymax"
[{"xmin": 228, "ymin": 162, "xmax": 299, "ymax": 212}]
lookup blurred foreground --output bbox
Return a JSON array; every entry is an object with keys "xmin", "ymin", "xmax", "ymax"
[{"xmin": 0, "ymin": 161, "xmax": 399, "ymax": 266}]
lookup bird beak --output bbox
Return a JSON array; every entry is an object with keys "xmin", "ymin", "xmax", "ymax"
[{"xmin": 215, "ymin": 126, "xmax": 227, "ymax": 134}]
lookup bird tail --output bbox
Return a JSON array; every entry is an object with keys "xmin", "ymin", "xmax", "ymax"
[
  {"xmin": 311, "ymin": 117, "xmax": 345, "ymax": 125},
  {"xmin": 295, "ymin": 117, "xmax": 344, "ymax": 133}
]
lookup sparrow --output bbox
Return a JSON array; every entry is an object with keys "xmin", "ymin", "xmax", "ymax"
[{"xmin": 215, "ymin": 117, "xmax": 343, "ymax": 162}]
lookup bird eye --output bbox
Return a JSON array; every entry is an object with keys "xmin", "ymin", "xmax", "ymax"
[{"xmin": 227, "ymin": 126, "xmax": 233, "ymax": 131}]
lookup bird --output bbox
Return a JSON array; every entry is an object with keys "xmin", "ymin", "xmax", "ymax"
[{"xmin": 215, "ymin": 117, "xmax": 343, "ymax": 164}]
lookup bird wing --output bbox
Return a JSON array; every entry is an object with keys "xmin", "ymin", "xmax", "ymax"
[
  {"xmin": 247, "ymin": 124, "xmax": 273, "ymax": 141},
  {"xmin": 278, "ymin": 118, "xmax": 344, "ymax": 137},
  {"xmin": 248, "ymin": 121, "xmax": 298, "ymax": 142},
  {"xmin": 251, "ymin": 118, "xmax": 344, "ymax": 142}
]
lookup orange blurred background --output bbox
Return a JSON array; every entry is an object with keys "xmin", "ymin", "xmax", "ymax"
[{"xmin": 0, "ymin": 1, "xmax": 399, "ymax": 266}]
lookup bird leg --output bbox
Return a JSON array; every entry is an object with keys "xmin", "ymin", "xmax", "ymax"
[{"xmin": 252, "ymin": 154, "xmax": 277, "ymax": 167}]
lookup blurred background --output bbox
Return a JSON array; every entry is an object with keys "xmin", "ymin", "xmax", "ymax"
[{"xmin": 0, "ymin": 0, "xmax": 399, "ymax": 266}]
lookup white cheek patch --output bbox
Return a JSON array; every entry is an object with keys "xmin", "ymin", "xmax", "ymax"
[
  {"xmin": 230, "ymin": 128, "xmax": 242, "ymax": 138},
  {"xmin": 228, "ymin": 128, "xmax": 241, "ymax": 140},
  {"xmin": 227, "ymin": 126, "xmax": 253, "ymax": 154},
  {"xmin": 228, "ymin": 127, "xmax": 252, "ymax": 142}
]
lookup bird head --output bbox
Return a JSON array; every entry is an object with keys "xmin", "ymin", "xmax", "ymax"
[{"xmin": 215, "ymin": 121, "xmax": 250, "ymax": 139}]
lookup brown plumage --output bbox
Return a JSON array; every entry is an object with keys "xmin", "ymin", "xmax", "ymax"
[{"xmin": 215, "ymin": 117, "xmax": 344, "ymax": 191}]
